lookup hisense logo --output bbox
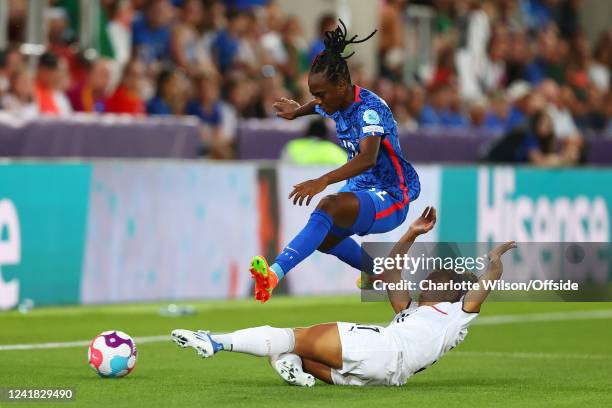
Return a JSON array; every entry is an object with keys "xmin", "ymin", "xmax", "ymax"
[
  {"xmin": 477, "ymin": 168, "xmax": 609, "ymax": 242},
  {"xmin": 0, "ymin": 199, "xmax": 20, "ymax": 310}
]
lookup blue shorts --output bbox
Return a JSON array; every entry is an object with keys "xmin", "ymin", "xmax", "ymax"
[{"xmin": 330, "ymin": 185, "xmax": 416, "ymax": 237}]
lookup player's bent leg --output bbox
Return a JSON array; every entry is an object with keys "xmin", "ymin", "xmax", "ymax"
[
  {"xmin": 249, "ymin": 193, "xmax": 361, "ymax": 303},
  {"xmin": 302, "ymin": 358, "xmax": 334, "ymax": 384},
  {"xmin": 316, "ymin": 193, "xmax": 361, "ymax": 228},
  {"xmin": 270, "ymin": 353, "xmax": 316, "ymax": 387},
  {"xmin": 293, "ymin": 323, "xmax": 343, "ymax": 369},
  {"xmin": 316, "ymin": 232, "xmax": 346, "ymax": 252}
]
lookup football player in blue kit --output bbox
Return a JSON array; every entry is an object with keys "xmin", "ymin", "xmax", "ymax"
[{"xmin": 249, "ymin": 20, "xmax": 421, "ymax": 302}]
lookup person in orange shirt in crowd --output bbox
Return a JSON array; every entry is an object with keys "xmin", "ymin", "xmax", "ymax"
[
  {"xmin": 34, "ymin": 52, "xmax": 72, "ymax": 115},
  {"xmin": 105, "ymin": 59, "xmax": 146, "ymax": 115}
]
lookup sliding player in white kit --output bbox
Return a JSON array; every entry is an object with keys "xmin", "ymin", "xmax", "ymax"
[{"xmin": 171, "ymin": 206, "xmax": 516, "ymax": 387}]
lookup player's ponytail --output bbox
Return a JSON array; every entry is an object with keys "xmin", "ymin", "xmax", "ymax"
[
  {"xmin": 311, "ymin": 19, "xmax": 377, "ymax": 83},
  {"xmin": 323, "ymin": 19, "xmax": 377, "ymax": 59}
]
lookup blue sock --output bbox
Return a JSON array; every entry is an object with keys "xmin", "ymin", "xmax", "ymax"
[
  {"xmin": 269, "ymin": 263, "xmax": 285, "ymax": 280},
  {"xmin": 321, "ymin": 237, "xmax": 375, "ymax": 274},
  {"xmin": 273, "ymin": 209, "xmax": 333, "ymax": 280}
]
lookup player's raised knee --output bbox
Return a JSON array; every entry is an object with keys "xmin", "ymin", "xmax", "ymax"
[{"xmin": 316, "ymin": 194, "xmax": 342, "ymax": 218}]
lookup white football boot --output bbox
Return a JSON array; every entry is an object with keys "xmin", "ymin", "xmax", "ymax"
[
  {"xmin": 171, "ymin": 329, "xmax": 222, "ymax": 358},
  {"xmin": 272, "ymin": 354, "xmax": 315, "ymax": 387}
]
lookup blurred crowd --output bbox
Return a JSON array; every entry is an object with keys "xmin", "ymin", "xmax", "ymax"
[
  {"xmin": 0, "ymin": 0, "xmax": 610, "ymax": 163},
  {"xmin": 378, "ymin": 0, "xmax": 611, "ymax": 165}
]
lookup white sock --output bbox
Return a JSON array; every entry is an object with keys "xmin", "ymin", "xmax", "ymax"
[
  {"xmin": 209, "ymin": 333, "xmax": 233, "ymax": 350},
  {"xmin": 211, "ymin": 326, "xmax": 295, "ymax": 357}
]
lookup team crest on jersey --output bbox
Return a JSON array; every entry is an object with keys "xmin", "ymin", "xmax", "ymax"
[{"xmin": 363, "ymin": 109, "xmax": 380, "ymax": 125}]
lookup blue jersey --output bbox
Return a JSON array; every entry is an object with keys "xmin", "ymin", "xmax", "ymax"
[{"xmin": 315, "ymin": 86, "xmax": 420, "ymax": 203}]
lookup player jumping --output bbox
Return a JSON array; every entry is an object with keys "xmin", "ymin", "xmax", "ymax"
[
  {"xmin": 250, "ymin": 20, "xmax": 421, "ymax": 302},
  {"xmin": 172, "ymin": 207, "xmax": 517, "ymax": 386}
]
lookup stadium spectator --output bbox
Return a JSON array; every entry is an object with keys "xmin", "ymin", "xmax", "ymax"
[
  {"xmin": 504, "ymin": 80, "xmax": 533, "ymax": 131},
  {"xmin": 589, "ymin": 31, "xmax": 611, "ymax": 92},
  {"xmin": 224, "ymin": 75, "xmax": 259, "ymax": 119},
  {"xmin": 259, "ymin": 1, "xmax": 287, "ymax": 69},
  {"xmin": 105, "ymin": 59, "xmax": 146, "ymax": 114},
  {"xmin": 538, "ymin": 79, "xmax": 581, "ymax": 139},
  {"xmin": 67, "ymin": 58, "xmax": 114, "ymax": 112},
  {"xmin": 519, "ymin": 111, "xmax": 580, "ymax": 166},
  {"xmin": 505, "ymin": 30, "xmax": 532, "ymax": 84},
  {"xmin": 233, "ymin": 9, "xmax": 264, "ymax": 76},
  {"xmin": 467, "ymin": 97, "xmax": 489, "ymax": 129},
  {"xmin": 378, "ymin": 0, "xmax": 407, "ymax": 81},
  {"xmin": 34, "ymin": 52, "xmax": 72, "ymax": 116},
  {"xmin": 170, "ymin": 0, "xmax": 210, "ymax": 75},
  {"xmin": 0, "ymin": 48, "xmax": 20, "ymax": 95},
  {"xmin": 107, "ymin": 0, "xmax": 135, "ymax": 86},
  {"xmin": 253, "ymin": 73, "xmax": 290, "ymax": 118},
  {"xmin": 565, "ymin": 84, "xmax": 607, "ymax": 133},
  {"xmin": 146, "ymin": 67, "xmax": 188, "ymax": 115},
  {"xmin": 210, "ymin": 8, "xmax": 250, "ymax": 73},
  {"xmin": 429, "ymin": 44, "xmax": 456, "ymax": 89},
  {"xmin": 277, "ymin": 16, "xmax": 308, "ymax": 93},
  {"xmin": 0, "ymin": 51, "xmax": 10, "ymax": 93},
  {"xmin": 390, "ymin": 82, "xmax": 415, "ymax": 131},
  {"xmin": 398, "ymin": 84, "xmax": 424, "ymax": 131},
  {"xmin": 526, "ymin": 25, "xmax": 567, "ymax": 85},
  {"xmin": 487, "ymin": 110, "xmax": 580, "ymax": 166},
  {"xmin": 483, "ymin": 91, "xmax": 511, "ymax": 133},
  {"xmin": 521, "ymin": 0, "xmax": 557, "ymax": 32},
  {"xmin": 0, "ymin": 0, "xmax": 607, "ymax": 162},
  {"xmin": 132, "ymin": 0, "xmax": 174, "ymax": 66},
  {"xmin": 420, "ymin": 84, "xmax": 468, "ymax": 128},
  {"xmin": 186, "ymin": 72, "xmax": 233, "ymax": 158},
  {"xmin": 46, "ymin": 7, "xmax": 74, "ymax": 65},
  {"xmin": 307, "ymin": 13, "xmax": 336, "ymax": 64},
  {"xmin": 199, "ymin": 0, "xmax": 227, "ymax": 59},
  {"xmin": 457, "ymin": 26, "xmax": 509, "ymax": 101},
  {"xmin": 1, "ymin": 71, "xmax": 37, "ymax": 118},
  {"xmin": 186, "ymin": 72, "xmax": 224, "ymax": 128}
]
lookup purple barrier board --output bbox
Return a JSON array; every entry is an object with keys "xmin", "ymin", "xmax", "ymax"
[
  {"xmin": 0, "ymin": 114, "xmax": 201, "ymax": 159},
  {"xmin": 238, "ymin": 120, "xmax": 612, "ymax": 165}
]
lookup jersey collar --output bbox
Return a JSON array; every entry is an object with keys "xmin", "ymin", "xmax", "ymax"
[{"xmin": 340, "ymin": 85, "xmax": 362, "ymax": 116}]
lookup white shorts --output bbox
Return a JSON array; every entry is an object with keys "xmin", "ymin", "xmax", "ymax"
[{"xmin": 331, "ymin": 322, "xmax": 404, "ymax": 386}]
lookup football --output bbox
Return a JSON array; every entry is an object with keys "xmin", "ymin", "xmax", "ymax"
[{"xmin": 88, "ymin": 331, "xmax": 137, "ymax": 378}]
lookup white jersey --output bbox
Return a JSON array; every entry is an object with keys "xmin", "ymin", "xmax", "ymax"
[{"xmin": 386, "ymin": 300, "xmax": 479, "ymax": 382}]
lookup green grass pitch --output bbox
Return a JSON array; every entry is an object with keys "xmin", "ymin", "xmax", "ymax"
[{"xmin": 1, "ymin": 296, "xmax": 611, "ymax": 408}]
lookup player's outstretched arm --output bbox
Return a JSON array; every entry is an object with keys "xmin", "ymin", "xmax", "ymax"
[
  {"xmin": 463, "ymin": 241, "xmax": 517, "ymax": 313},
  {"xmin": 273, "ymin": 98, "xmax": 318, "ymax": 120},
  {"xmin": 288, "ymin": 136, "xmax": 380, "ymax": 205},
  {"xmin": 385, "ymin": 206, "xmax": 437, "ymax": 314}
]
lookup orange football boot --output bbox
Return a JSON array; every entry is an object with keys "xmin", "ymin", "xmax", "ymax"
[{"xmin": 249, "ymin": 255, "xmax": 279, "ymax": 303}]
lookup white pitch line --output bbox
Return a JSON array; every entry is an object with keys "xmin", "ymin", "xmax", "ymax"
[
  {"xmin": 450, "ymin": 351, "xmax": 612, "ymax": 360},
  {"xmin": 1, "ymin": 309, "xmax": 612, "ymax": 352},
  {"xmin": 472, "ymin": 309, "xmax": 612, "ymax": 325},
  {"xmin": 0, "ymin": 335, "xmax": 170, "ymax": 351}
]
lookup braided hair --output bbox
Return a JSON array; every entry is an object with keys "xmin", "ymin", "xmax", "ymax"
[{"xmin": 311, "ymin": 19, "xmax": 377, "ymax": 84}]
